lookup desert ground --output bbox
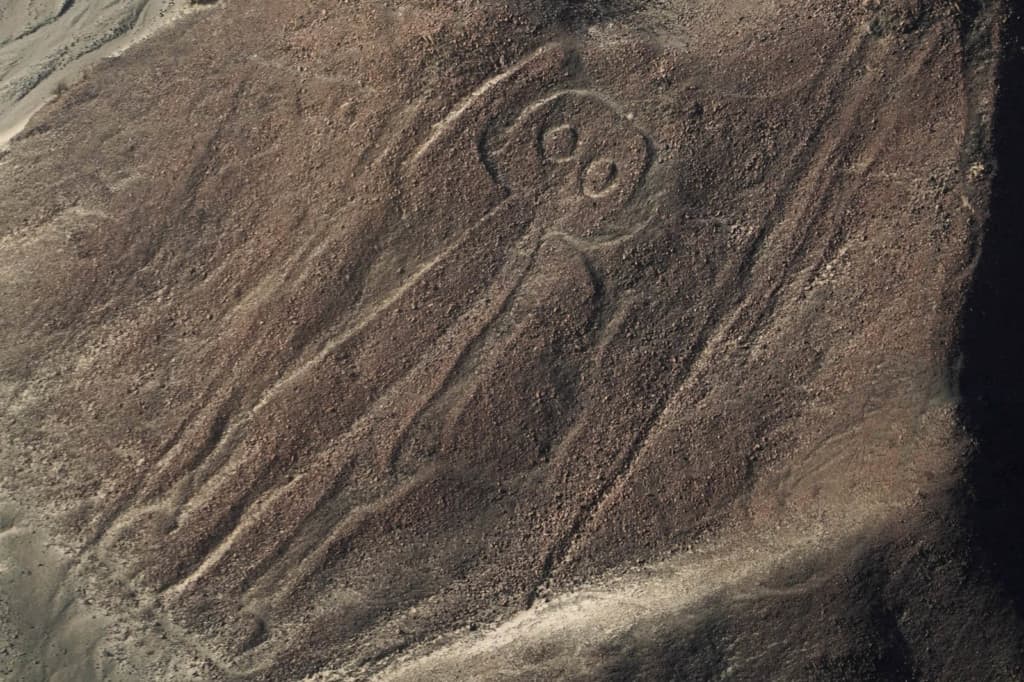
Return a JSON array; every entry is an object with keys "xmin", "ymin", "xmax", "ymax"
[
  {"xmin": 0, "ymin": 0, "xmax": 206, "ymax": 145},
  {"xmin": 1, "ymin": 1, "xmax": 1023, "ymax": 680}
]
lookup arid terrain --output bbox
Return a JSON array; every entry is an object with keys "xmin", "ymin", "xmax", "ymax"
[{"xmin": 2, "ymin": 1, "xmax": 1023, "ymax": 680}]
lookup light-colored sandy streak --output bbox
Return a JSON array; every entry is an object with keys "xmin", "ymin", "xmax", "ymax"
[
  {"xmin": 0, "ymin": 0, "xmax": 216, "ymax": 148},
  {"xmin": 0, "ymin": 500, "xmax": 207, "ymax": 681},
  {"xmin": 360, "ymin": 511, "xmax": 890, "ymax": 682}
]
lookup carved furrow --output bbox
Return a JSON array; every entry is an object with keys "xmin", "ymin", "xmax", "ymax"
[{"xmin": 165, "ymin": 221, "xmax": 545, "ymax": 596}]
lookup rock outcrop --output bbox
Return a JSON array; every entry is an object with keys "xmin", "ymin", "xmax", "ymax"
[{"xmin": 1, "ymin": 1, "xmax": 1022, "ymax": 679}]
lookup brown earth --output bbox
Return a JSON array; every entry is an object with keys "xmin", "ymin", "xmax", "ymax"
[{"xmin": 2, "ymin": 0, "xmax": 1024, "ymax": 679}]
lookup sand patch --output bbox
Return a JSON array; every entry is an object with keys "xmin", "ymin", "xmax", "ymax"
[
  {"xmin": 0, "ymin": 501, "xmax": 208, "ymax": 681},
  {"xmin": 0, "ymin": 0, "xmax": 212, "ymax": 147}
]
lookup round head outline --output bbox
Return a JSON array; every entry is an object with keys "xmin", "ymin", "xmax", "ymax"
[{"xmin": 487, "ymin": 90, "xmax": 652, "ymax": 217}]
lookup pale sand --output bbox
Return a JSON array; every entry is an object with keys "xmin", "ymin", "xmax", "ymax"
[
  {"xmin": 0, "ymin": 501, "xmax": 207, "ymax": 681},
  {"xmin": 0, "ymin": 0, "xmax": 208, "ymax": 147}
]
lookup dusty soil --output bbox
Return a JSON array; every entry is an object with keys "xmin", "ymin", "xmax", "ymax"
[
  {"xmin": 1, "ymin": 0, "xmax": 1023, "ymax": 679},
  {"xmin": 0, "ymin": 0, "xmax": 205, "ymax": 145}
]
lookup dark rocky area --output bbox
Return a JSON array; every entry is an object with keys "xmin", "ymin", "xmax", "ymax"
[{"xmin": 1, "ymin": 1, "xmax": 1023, "ymax": 679}]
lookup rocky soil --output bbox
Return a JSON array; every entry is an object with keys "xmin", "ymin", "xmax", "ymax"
[{"xmin": 1, "ymin": 1, "xmax": 1023, "ymax": 679}]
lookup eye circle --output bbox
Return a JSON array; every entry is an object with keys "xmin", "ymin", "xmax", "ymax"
[
  {"xmin": 582, "ymin": 158, "xmax": 619, "ymax": 197},
  {"xmin": 540, "ymin": 124, "xmax": 578, "ymax": 161}
]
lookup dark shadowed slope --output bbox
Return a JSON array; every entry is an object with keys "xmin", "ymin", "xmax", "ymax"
[{"xmin": 960, "ymin": 0, "xmax": 1024, "ymax": 626}]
